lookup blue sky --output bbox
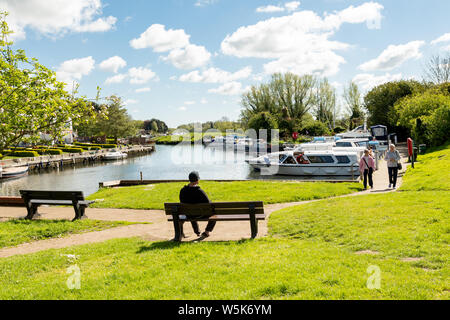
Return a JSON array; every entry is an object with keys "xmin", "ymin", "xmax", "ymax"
[{"xmin": 3, "ymin": 0, "xmax": 450, "ymax": 127}]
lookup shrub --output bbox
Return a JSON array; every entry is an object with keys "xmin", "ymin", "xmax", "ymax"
[
  {"xmin": 36, "ymin": 149, "xmax": 63, "ymax": 155},
  {"xmin": 60, "ymin": 148, "xmax": 84, "ymax": 153},
  {"xmin": 5, "ymin": 150, "xmax": 39, "ymax": 158},
  {"xmin": 301, "ymin": 121, "xmax": 331, "ymax": 136}
]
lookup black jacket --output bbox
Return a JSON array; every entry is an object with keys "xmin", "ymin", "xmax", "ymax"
[{"xmin": 179, "ymin": 185, "xmax": 210, "ymax": 204}]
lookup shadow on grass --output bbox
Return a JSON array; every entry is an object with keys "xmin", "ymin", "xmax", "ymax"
[{"xmin": 137, "ymin": 238, "xmax": 254, "ymax": 253}]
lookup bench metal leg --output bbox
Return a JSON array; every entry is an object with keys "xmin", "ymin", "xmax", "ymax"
[
  {"xmin": 25, "ymin": 204, "xmax": 39, "ymax": 220},
  {"xmin": 172, "ymin": 215, "xmax": 182, "ymax": 241},
  {"xmin": 72, "ymin": 206, "xmax": 88, "ymax": 222},
  {"xmin": 249, "ymin": 204, "xmax": 258, "ymax": 239}
]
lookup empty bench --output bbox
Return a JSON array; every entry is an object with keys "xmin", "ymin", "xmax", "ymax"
[
  {"xmin": 164, "ymin": 201, "xmax": 265, "ymax": 241},
  {"xmin": 20, "ymin": 190, "xmax": 95, "ymax": 222}
]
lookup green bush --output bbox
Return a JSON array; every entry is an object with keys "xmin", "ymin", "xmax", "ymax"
[
  {"xmin": 74, "ymin": 142, "xmax": 117, "ymax": 149},
  {"xmin": 301, "ymin": 121, "xmax": 331, "ymax": 136},
  {"xmin": 60, "ymin": 148, "xmax": 84, "ymax": 153},
  {"xmin": 36, "ymin": 149, "xmax": 63, "ymax": 155},
  {"xmin": 5, "ymin": 150, "xmax": 39, "ymax": 158}
]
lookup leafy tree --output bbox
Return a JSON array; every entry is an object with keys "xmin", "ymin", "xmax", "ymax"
[
  {"xmin": 0, "ymin": 12, "xmax": 98, "ymax": 155},
  {"xmin": 394, "ymin": 89, "xmax": 450, "ymax": 146},
  {"xmin": 364, "ymin": 80, "xmax": 427, "ymax": 139},
  {"xmin": 300, "ymin": 121, "xmax": 331, "ymax": 136},
  {"xmin": 343, "ymin": 81, "xmax": 364, "ymax": 130},
  {"xmin": 247, "ymin": 111, "xmax": 278, "ymax": 140},
  {"xmin": 314, "ymin": 78, "xmax": 336, "ymax": 130}
]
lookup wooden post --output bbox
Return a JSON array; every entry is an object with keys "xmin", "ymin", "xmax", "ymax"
[
  {"xmin": 140, "ymin": 171, "xmax": 143, "ymax": 182},
  {"xmin": 249, "ymin": 203, "xmax": 257, "ymax": 239}
]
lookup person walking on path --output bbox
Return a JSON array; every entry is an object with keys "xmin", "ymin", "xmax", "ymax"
[
  {"xmin": 178, "ymin": 171, "xmax": 216, "ymax": 240},
  {"xmin": 384, "ymin": 144, "xmax": 401, "ymax": 189},
  {"xmin": 359, "ymin": 149, "xmax": 376, "ymax": 190}
]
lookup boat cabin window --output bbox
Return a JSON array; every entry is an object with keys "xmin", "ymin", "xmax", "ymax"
[
  {"xmin": 335, "ymin": 142, "xmax": 352, "ymax": 147},
  {"xmin": 355, "ymin": 141, "xmax": 369, "ymax": 147},
  {"xmin": 283, "ymin": 156, "xmax": 297, "ymax": 164},
  {"xmin": 336, "ymin": 156, "xmax": 351, "ymax": 164},
  {"xmin": 307, "ymin": 155, "xmax": 335, "ymax": 163}
]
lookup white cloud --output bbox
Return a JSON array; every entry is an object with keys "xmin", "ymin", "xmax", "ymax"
[
  {"xmin": 200, "ymin": 98, "xmax": 208, "ymax": 104},
  {"xmin": 431, "ymin": 33, "xmax": 450, "ymax": 45},
  {"xmin": 56, "ymin": 56, "xmax": 95, "ymax": 85},
  {"xmin": 130, "ymin": 24, "xmax": 211, "ymax": 70},
  {"xmin": 256, "ymin": 5, "xmax": 285, "ymax": 13},
  {"xmin": 195, "ymin": 0, "xmax": 217, "ymax": 7},
  {"xmin": 178, "ymin": 66, "xmax": 252, "ymax": 83},
  {"xmin": 256, "ymin": 1, "xmax": 300, "ymax": 13},
  {"xmin": 105, "ymin": 73, "xmax": 127, "ymax": 85},
  {"xmin": 353, "ymin": 73, "xmax": 402, "ymax": 90},
  {"xmin": 130, "ymin": 24, "xmax": 190, "ymax": 51},
  {"xmin": 184, "ymin": 101, "xmax": 196, "ymax": 105},
  {"xmin": 442, "ymin": 45, "xmax": 450, "ymax": 52},
  {"xmin": 178, "ymin": 106, "xmax": 187, "ymax": 111},
  {"xmin": 0, "ymin": 0, "xmax": 117, "ymax": 40},
  {"xmin": 128, "ymin": 67, "xmax": 156, "ymax": 84},
  {"xmin": 222, "ymin": 2, "xmax": 384, "ymax": 77},
  {"xmin": 208, "ymin": 82, "xmax": 248, "ymax": 96},
  {"xmin": 124, "ymin": 99, "xmax": 138, "ymax": 105},
  {"xmin": 285, "ymin": 1, "xmax": 301, "ymax": 12},
  {"xmin": 99, "ymin": 56, "xmax": 127, "ymax": 73},
  {"xmin": 358, "ymin": 41, "xmax": 425, "ymax": 71},
  {"xmin": 163, "ymin": 44, "xmax": 211, "ymax": 69},
  {"xmin": 135, "ymin": 87, "xmax": 151, "ymax": 93}
]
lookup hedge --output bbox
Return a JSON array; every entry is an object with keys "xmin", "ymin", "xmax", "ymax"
[
  {"xmin": 36, "ymin": 149, "xmax": 63, "ymax": 155},
  {"xmin": 60, "ymin": 148, "xmax": 84, "ymax": 153},
  {"xmin": 74, "ymin": 142, "xmax": 117, "ymax": 149},
  {"xmin": 4, "ymin": 150, "xmax": 39, "ymax": 158}
]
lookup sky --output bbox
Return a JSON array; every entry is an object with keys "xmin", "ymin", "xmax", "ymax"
[{"xmin": 2, "ymin": 0, "xmax": 450, "ymax": 128}]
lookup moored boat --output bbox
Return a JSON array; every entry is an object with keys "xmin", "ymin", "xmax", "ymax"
[
  {"xmin": 246, "ymin": 149, "xmax": 360, "ymax": 177},
  {"xmin": 0, "ymin": 165, "xmax": 29, "ymax": 180},
  {"xmin": 103, "ymin": 151, "xmax": 128, "ymax": 161}
]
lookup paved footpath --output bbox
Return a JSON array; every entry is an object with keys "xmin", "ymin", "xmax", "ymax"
[{"xmin": 0, "ymin": 158, "xmax": 407, "ymax": 258}]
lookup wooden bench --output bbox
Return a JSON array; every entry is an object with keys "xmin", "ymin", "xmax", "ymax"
[
  {"xmin": 164, "ymin": 201, "xmax": 265, "ymax": 241},
  {"xmin": 19, "ymin": 190, "xmax": 95, "ymax": 222}
]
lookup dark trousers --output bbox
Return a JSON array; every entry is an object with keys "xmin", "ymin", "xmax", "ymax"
[
  {"xmin": 180, "ymin": 219, "xmax": 216, "ymax": 236},
  {"xmin": 388, "ymin": 167, "xmax": 398, "ymax": 187},
  {"xmin": 363, "ymin": 168, "xmax": 373, "ymax": 189}
]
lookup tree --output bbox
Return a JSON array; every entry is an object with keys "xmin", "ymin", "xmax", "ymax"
[
  {"xmin": 394, "ymin": 89, "xmax": 450, "ymax": 146},
  {"xmin": 0, "ymin": 12, "xmax": 98, "ymax": 155},
  {"xmin": 364, "ymin": 80, "xmax": 427, "ymax": 140},
  {"xmin": 314, "ymin": 78, "xmax": 336, "ymax": 130},
  {"xmin": 423, "ymin": 54, "xmax": 450, "ymax": 84},
  {"xmin": 343, "ymin": 81, "xmax": 364, "ymax": 130},
  {"xmin": 95, "ymin": 96, "xmax": 137, "ymax": 139},
  {"xmin": 241, "ymin": 73, "xmax": 317, "ymax": 135},
  {"xmin": 247, "ymin": 112, "xmax": 278, "ymax": 140}
]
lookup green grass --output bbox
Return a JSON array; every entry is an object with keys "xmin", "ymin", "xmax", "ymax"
[
  {"xmin": 0, "ymin": 219, "xmax": 136, "ymax": 249},
  {"xmin": 269, "ymin": 191, "xmax": 449, "ymax": 270},
  {"xmin": 0, "ymin": 237, "xmax": 447, "ymax": 300},
  {"xmin": 87, "ymin": 181, "xmax": 362, "ymax": 210},
  {"xmin": 0, "ymin": 144, "xmax": 448, "ymax": 300},
  {"xmin": 401, "ymin": 142, "xmax": 450, "ymax": 191}
]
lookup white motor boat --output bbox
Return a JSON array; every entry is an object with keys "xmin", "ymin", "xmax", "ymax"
[
  {"xmin": 0, "ymin": 165, "xmax": 29, "ymax": 180},
  {"xmin": 103, "ymin": 151, "xmax": 128, "ymax": 161},
  {"xmin": 246, "ymin": 149, "xmax": 360, "ymax": 177}
]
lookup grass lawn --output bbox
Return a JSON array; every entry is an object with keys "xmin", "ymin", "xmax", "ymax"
[
  {"xmin": 87, "ymin": 181, "xmax": 363, "ymax": 210},
  {"xmin": 0, "ymin": 219, "xmax": 136, "ymax": 249},
  {"xmin": 0, "ymin": 237, "xmax": 447, "ymax": 300},
  {"xmin": 0, "ymin": 144, "xmax": 447, "ymax": 300}
]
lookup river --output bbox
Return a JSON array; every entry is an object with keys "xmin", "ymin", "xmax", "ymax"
[{"xmin": 0, "ymin": 145, "xmax": 263, "ymax": 196}]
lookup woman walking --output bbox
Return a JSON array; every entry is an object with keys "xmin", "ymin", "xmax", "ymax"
[
  {"xmin": 384, "ymin": 144, "xmax": 401, "ymax": 189},
  {"xmin": 359, "ymin": 149, "xmax": 376, "ymax": 190}
]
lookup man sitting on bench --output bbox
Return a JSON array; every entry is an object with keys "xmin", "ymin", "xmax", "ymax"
[{"xmin": 178, "ymin": 171, "xmax": 216, "ymax": 239}]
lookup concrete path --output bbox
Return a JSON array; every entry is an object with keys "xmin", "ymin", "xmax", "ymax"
[{"xmin": 0, "ymin": 158, "xmax": 407, "ymax": 258}]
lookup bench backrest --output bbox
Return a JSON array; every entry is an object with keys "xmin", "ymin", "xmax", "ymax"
[
  {"xmin": 164, "ymin": 201, "xmax": 264, "ymax": 216},
  {"xmin": 19, "ymin": 190, "xmax": 85, "ymax": 202}
]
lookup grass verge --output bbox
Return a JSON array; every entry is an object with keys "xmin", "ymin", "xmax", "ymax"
[
  {"xmin": 0, "ymin": 219, "xmax": 136, "ymax": 249},
  {"xmin": 87, "ymin": 181, "xmax": 362, "ymax": 210}
]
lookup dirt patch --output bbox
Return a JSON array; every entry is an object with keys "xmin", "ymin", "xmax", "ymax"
[
  {"xmin": 354, "ymin": 250, "xmax": 380, "ymax": 255},
  {"xmin": 401, "ymin": 257, "xmax": 423, "ymax": 262}
]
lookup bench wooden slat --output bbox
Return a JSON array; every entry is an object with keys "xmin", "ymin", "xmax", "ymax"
[
  {"xmin": 164, "ymin": 202, "xmax": 264, "ymax": 216},
  {"xmin": 168, "ymin": 214, "xmax": 266, "ymax": 221},
  {"xmin": 164, "ymin": 201, "xmax": 263, "ymax": 209},
  {"xmin": 30, "ymin": 200, "xmax": 94, "ymax": 206},
  {"xmin": 165, "ymin": 207, "xmax": 264, "ymax": 215},
  {"xmin": 20, "ymin": 190, "xmax": 85, "ymax": 201}
]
